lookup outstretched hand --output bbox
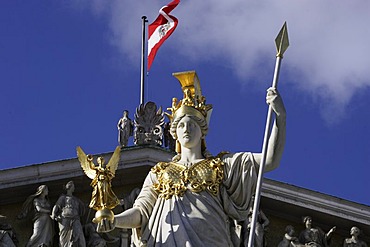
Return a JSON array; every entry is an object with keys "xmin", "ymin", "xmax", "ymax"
[
  {"xmin": 94, "ymin": 217, "xmax": 116, "ymax": 233},
  {"xmin": 266, "ymin": 87, "xmax": 286, "ymax": 117}
]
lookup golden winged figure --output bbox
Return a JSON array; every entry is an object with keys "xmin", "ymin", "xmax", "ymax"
[{"xmin": 77, "ymin": 146, "xmax": 121, "ymax": 212}]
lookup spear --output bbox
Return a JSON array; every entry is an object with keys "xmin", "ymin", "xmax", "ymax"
[{"xmin": 247, "ymin": 22, "xmax": 289, "ymax": 247}]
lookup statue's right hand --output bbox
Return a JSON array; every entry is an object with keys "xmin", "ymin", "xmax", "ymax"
[
  {"xmin": 96, "ymin": 218, "xmax": 116, "ymax": 233},
  {"xmin": 266, "ymin": 87, "xmax": 286, "ymax": 117}
]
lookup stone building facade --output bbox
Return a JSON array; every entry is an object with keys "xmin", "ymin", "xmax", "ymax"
[{"xmin": 1, "ymin": 145, "xmax": 369, "ymax": 246}]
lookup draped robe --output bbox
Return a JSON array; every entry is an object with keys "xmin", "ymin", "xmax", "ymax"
[{"xmin": 133, "ymin": 152, "xmax": 258, "ymax": 247}]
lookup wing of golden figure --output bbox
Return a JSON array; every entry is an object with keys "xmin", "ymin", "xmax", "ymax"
[
  {"xmin": 106, "ymin": 146, "xmax": 121, "ymax": 177},
  {"xmin": 77, "ymin": 146, "xmax": 96, "ymax": 179}
]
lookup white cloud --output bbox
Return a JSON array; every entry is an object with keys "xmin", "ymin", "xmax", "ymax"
[{"xmin": 81, "ymin": 0, "xmax": 370, "ymax": 123}]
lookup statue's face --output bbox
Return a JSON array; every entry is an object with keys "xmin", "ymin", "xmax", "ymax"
[
  {"xmin": 134, "ymin": 123, "xmax": 163, "ymax": 146},
  {"xmin": 176, "ymin": 116, "xmax": 202, "ymax": 149},
  {"xmin": 66, "ymin": 182, "xmax": 75, "ymax": 193},
  {"xmin": 38, "ymin": 185, "xmax": 48, "ymax": 196},
  {"xmin": 304, "ymin": 217, "xmax": 312, "ymax": 227},
  {"xmin": 97, "ymin": 157, "xmax": 105, "ymax": 166},
  {"xmin": 350, "ymin": 227, "xmax": 359, "ymax": 236}
]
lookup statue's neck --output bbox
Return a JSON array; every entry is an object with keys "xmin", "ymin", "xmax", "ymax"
[
  {"xmin": 351, "ymin": 236, "xmax": 359, "ymax": 242},
  {"xmin": 179, "ymin": 146, "xmax": 203, "ymax": 165}
]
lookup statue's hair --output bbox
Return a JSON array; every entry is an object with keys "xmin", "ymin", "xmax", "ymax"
[
  {"xmin": 170, "ymin": 113, "xmax": 208, "ymax": 140},
  {"xmin": 285, "ymin": 225, "xmax": 294, "ymax": 233},
  {"xmin": 302, "ymin": 216, "xmax": 312, "ymax": 224},
  {"xmin": 17, "ymin": 185, "xmax": 48, "ymax": 219}
]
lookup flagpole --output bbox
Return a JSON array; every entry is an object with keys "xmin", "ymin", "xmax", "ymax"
[
  {"xmin": 140, "ymin": 16, "xmax": 148, "ymax": 105},
  {"xmin": 247, "ymin": 22, "xmax": 289, "ymax": 247}
]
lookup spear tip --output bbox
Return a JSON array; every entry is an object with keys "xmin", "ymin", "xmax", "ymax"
[{"xmin": 275, "ymin": 21, "xmax": 289, "ymax": 57}]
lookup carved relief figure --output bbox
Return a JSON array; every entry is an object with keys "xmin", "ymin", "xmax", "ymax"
[
  {"xmin": 254, "ymin": 209, "xmax": 269, "ymax": 247},
  {"xmin": 84, "ymin": 223, "xmax": 107, "ymax": 247},
  {"xmin": 278, "ymin": 225, "xmax": 304, "ymax": 247},
  {"xmin": 121, "ymin": 188, "xmax": 141, "ymax": 211},
  {"xmin": 343, "ymin": 226, "xmax": 368, "ymax": 247},
  {"xmin": 299, "ymin": 216, "xmax": 336, "ymax": 247},
  {"xmin": 241, "ymin": 207, "xmax": 269, "ymax": 247},
  {"xmin": 95, "ymin": 71, "xmax": 286, "ymax": 246},
  {"xmin": 18, "ymin": 185, "xmax": 54, "ymax": 247},
  {"xmin": 134, "ymin": 101, "xmax": 164, "ymax": 146},
  {"xmin": 51, "ymin": 181, "xmax": 86, "ymax": 247},
  {"xmin": 0, "ymin": 215, "xmax": 17, "ymax": 247},
  {"xmin": 117, "ymin": 110, "xmax": 134, "ymax": 147},
  {"xmin": 0, "ymin": 230, "xmax": 15, "ymax": 247}
]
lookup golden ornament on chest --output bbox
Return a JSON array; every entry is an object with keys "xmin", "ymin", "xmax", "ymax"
[{"xmin": 152, "ymin": 153, "xmax": 227, "ymax": 199}]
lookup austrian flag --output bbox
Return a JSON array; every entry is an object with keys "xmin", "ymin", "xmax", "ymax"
[{"xmin": 147, "ymin": 0, "xmax": 180, "ymax": 71}]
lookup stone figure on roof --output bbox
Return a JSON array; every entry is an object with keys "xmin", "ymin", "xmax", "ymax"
[
  {"xmin": 51, "ymin": 181, "xmax": 86, "ymax": 247},
  {"xmin": 299, "ymin": 216, "xmax": 336, "ymax": 247},
  {"xmin": 84, "ymin": 222, "xmax": 107, "ymax": 247},
  {"xmin": 117, "ymin": 110, "xmax": 134, "ymax": 147},
  {"xmin": 18, "ymin": 185, "xmax": 54, "ymax": 247},
  {"xmin": 343, "ymin": 226, "xmax": 368, "ymax": 247},
  {"xmin": 0, "ymin": 215, "xmax": 17, "ymax": 247},
  {"xmin": 240, "ymin": 203, "xmax": 270, "ymax": 247},
  {"xmin": 278, "ymin": 225, "xmax": 305, "ymax": 247}
]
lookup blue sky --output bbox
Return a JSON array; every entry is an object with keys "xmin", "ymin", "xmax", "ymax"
[{"xmin": 1, "ymin": 1, "xmax": 369, "ymax": 206}]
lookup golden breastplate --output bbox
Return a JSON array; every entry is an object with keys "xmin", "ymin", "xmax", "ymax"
[{"xmin": 151, "ymin": 153, "xmax": 226, "ymax": 199}]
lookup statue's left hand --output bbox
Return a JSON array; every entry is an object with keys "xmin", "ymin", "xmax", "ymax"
[{"xmin": 266, "ymin": 87, "xmax": 286, "ymax": 117}]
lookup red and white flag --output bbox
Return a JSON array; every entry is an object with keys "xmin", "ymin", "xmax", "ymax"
[{"xmin": 147, "ymin": 0, "xmax": 180, "ymax": 71}]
